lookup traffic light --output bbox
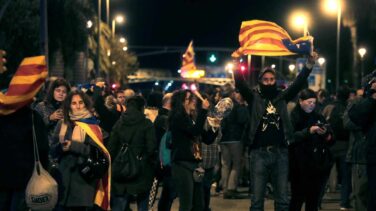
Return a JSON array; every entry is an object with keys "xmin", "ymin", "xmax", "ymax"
[
  {"xmin": 0, "ymin": 50, "xmax": 6, "ymax": 74},
  {"xmin": 208, "ymin": 53, "xmax": 218, "ymax": 64}
]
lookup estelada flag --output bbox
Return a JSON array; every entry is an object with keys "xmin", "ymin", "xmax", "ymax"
[
  {"xmin": 181, "ymin": 41, "xmax": 197, "ymax": 71},
  {"xmin": 75, "ymin": 121, "xmax": 111, "ymax": 211},
  {"xmin": 232, "ymin": 20, "xmax": 313, "ymax": 57},
  {"xmin": 0, "ymin": 56, "xmax": 47, "ymax": 115}
]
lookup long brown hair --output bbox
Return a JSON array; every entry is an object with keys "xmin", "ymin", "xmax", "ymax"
[{"xmin": 62, "ymin": 90, "xmax": 93, "ymax": 127}]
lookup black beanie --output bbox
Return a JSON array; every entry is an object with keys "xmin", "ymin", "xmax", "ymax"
[{"xmin": 258, "ymin": 67, "xmax": 276, "ymax": 81}]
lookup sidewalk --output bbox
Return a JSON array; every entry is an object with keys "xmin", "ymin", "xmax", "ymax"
[{"xmin": 134, "ymin": 187, "xmax": 352, "ymax": 211}]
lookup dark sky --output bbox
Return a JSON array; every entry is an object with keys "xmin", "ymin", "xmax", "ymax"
[{"xmin": 109, "ymin": 0, "xmax": 376, "ymax": 85}]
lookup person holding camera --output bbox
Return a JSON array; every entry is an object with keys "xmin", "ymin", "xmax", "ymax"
[
  {"xmin": 289, "ymin": 89, "xmax": 334, "ymax": 211},
  {"xmin": 348, "ymin": 76, "xmax": 376, "ymax": 211}
]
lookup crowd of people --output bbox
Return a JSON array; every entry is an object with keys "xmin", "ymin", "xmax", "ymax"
[{"xmin": 1, "ymin": 52, "xmax": 376, "ymax": 211}]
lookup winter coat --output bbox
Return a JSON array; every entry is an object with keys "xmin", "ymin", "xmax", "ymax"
[
  {"xmin": 34, "ymin": 101, "xmax": 61, "ymax": 145},
  {"xmin": 220, "ymin": 101, "xmax": 249, "ymax": 144},
  {"xmin": 289, "ymin": 105, "xmax": 334, "ymax": 173},
  {"xmin": 322, "ymin": 100, "xmax": 350, "ymax": 157},
  {"xmin": 343, "ymin": 98, "xmax": 367, "ymax": 164},
  {"xmin": 235, "ymin": 65, "xmax": 312, "ymax": 147},
  {"xmin": 170, "ymin": 109, "xmax": 209, "ymax": 163},
  {"xmin": 0, "ymin": 107, "xmax": 49, "ymax": 190},
  {"xmin": 108, "ymin": 107, "xmax": 157, "ymax": 195},
  {"xmin": 52, "ymin": 121, "xmax": 98, "ymax": 207},
  {"xmin": 348, "ymin": 97, "xmax": 376, "ymax": 164}
]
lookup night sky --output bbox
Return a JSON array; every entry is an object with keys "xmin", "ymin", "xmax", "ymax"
[{"xmin": 109, "ymin": 0, "xmax": 376, "ymax": 85}]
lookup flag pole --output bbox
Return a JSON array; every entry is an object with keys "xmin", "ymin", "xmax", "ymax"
[{"xmin": 247, "ymin": 54, "xmax": 252, "ymax": 86}]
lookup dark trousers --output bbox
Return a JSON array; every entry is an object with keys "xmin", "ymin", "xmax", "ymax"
[
  {"xmin": 0, "ymin": 189, "xmax": 27, "ymax": 211},
  {"xmin": 203, "ymin": 168, "xmax": 214, "ymax": 211},
  {"xmin": 158, "ymin": 167, "xmax": 177, "ymax": 211},
  {"xmin": 111, "ymin": 193, "xmax": 149, "ymax": 211},
  {"xmin": 249, "ymin": 148, "xmax": 289, "ymax": 211},
  {"xmin": 367, "ymin": 163, "xmax": 376, "ymax": 211},
  {"xmin": 289, "ymin": 168, "xmax": 326, "ymax": 211},
  {"xmin": 172, "ymin": 163, "xmax": 204, "ymax": 211}
]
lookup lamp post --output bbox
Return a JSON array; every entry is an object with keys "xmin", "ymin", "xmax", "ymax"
[
  {"xmin": 96, "ymin": 0, "xmax": 101, "ymax": 77},
  {"xmin": 106, "ymin": 0, "xmax": 110, "ymax": 26},
  {"xmin": 358, "ymin": 47, "xmax": 367, "ymax": 85},
  {"xmin": 318, "ymin": 57, "xmax": 327, "ymax": 89},
  {"xmin": 112, "ymin": 15, "xmax": 124, "ymax": 36},
  {"xmin": 322, "ymin": 0, "xmax": 342, "ymax": 90}
]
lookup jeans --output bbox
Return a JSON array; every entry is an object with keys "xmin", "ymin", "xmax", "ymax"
[
  {"xmin": 203, "ymin": 168, "xmax": 214, "ymax": 211},
  {"xmin": 172, "ymin": 162, "xmax": 204, "ymax": 211},
  {"xmin": 368, "ymin": 163, "xmax": 376, "ymax": 211},
  {"xmin": 0, "ymin": 189, "xmax": 27, "ymax": 211},
  {"xmin": 339, "ymin": 157, "xmax": 352, "ymax": 208},
  {"xmin": 249, "ymin": 147, "xmax": 289, "ymax": 211},
  {"xmin": 221, "ymin": 142, "xmax": 244, "ymax": 191},
  {"xmin": 352, "ymin": 164, "xmax": 368, "ymax": 211},
  {"xmin": 111, "ymin": 193, "xmax": 149, "ymax": 211},
  {"xmin": 158, "ymin": 167, "xmax": 177, "ymax": 211}
]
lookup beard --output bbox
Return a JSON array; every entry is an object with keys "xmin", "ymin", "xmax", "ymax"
[{"xmin": 259, "ymin": 83, "xmax": 278, "ymax": 98}]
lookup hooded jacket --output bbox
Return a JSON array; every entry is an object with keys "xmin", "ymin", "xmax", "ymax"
[
  {"xmin": 108, "ymin": 106, "xmax": 157, "ymax": 195},
  {"xmin": 235, "ymin": 65, "xmax": 312, "ymax": 147}
]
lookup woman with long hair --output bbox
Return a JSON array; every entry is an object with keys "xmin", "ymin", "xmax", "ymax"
[
  {"xmin": 289, "ymin": 89, "xmax": 334, "ymax": 211},
  {"xmin": 34, "ymin": 78, "xmax": 70, "ymax": 145},
  {"xmin": 169, "ymin": 90, "xmax": 210, "ymax": 211},
  {"xmin": 52, "ymin": 90, "xmax": 110, "ymax": 211}
]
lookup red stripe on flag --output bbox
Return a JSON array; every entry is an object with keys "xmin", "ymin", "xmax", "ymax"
[
  {"xmin": 243, "ymin": 37, "xmax": 288, "ymax": 50},
  {"xmin": 14, "ymin": 64, "xmax": 47, "ymax": 76},
  {"xmin": 244, "ymin": 49, "xmax": 289, "ymax": 53},
  {"xmin": 239, "ymin": 23, "xmax": 283, "ymax": 34},
  {"xmin": 6, "ymin": 79, "xmax": 45, "ymax": 96},
  {"xmin": 88, "ymin": 124, "xmax": 104, "ymax": 143},
  {"xmin": 0, "ymin": 100, "xmax": 32, "ymax": 110},
  {"xmin": 240, "ymin": 30, "xmax": 290, "ymax": 46}
]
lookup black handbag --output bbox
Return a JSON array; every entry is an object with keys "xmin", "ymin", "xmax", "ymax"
[
  {"xmin": 79, "ymin": 143, "xmax": 109, "ymax": 180},
  {"xmin": 112, "ymin": 131, "xmax": 143, "ymax": 182}
]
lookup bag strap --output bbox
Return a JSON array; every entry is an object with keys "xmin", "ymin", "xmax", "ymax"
[
  {"xmin": 120, "ymin": 129, "xmax": 137, "ymax": 151},
  {"xmin": 31, "ymin": 112, "xmax": 42, "ymax": 174}
]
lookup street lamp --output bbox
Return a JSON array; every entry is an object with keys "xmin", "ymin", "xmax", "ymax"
[
  {"xmin": 112, "ymin": 15, "xmax": 124, "ymax": 36},
  {"xmin": 119, "ymin": 37, "xmax": 126, "ymax": 43},
  {"xmin": 271, "ymin": 64, "xmax": 276, "ymax": 69},
  {"xmin": 86, "ymin": 20, "xmax": 93, "ymax": 29},
  {"xmin": 289, "ymin": 64, "xmax": 296, "ymax": 72},
  {"xmin": 122, "ymin": 46, "xmax": 128, "ymax": 51},
  {"xmin": 289, "ymin": 10, "xmax": 310, "ymax": 36},
  {"xmin": 322, "ymin": 0, "xmax": 342, "ymax": 89},
  {"xmin": 225, "ymin": 62, "xmax": 235, "ymax": 81},
  {"xmin": 358, "ymin": 47, "xmax": 367, "ymax": 84},
  {"xmin": 318, "ymin": 57, "xmax": 326, "ymax": 66},
  {"xmin": 318, "ymin": 57, "xmax": 327, "ymax": 89}
]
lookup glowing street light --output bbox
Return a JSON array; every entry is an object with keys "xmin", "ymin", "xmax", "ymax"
[
  {"xmin": 122, "ymin": 46, "xmax": 128, "ymax": 51},
  {"xmin": 86, "ymin": 20, "xmax": 93, "ymax": 29},
  {"xmin": 358, "ymin": 47, "xmax": 367, "ymax": 84},
  {"xmin": 271, "ymin": 64, "xmax": 276, "ymax": 69},
  {"xmin": 112, "ymin": 15, "xmax": 125, "ymax": 36},
  {"xmin": 119, "ymin": 37, "xmax": 126, "ymax": 43},
  {"xmin": 318, "ymin": 57, "xmax": 326, "ymax": 66},
  {"xmin": 288, "ymin": 64, "xmax": 296, "ymax": 72},
  {"xmin": 289, "ymin": 10, "xmax": 310, "ymax": 36},
  {"xmin": 358, "ymin": 48, "xmax": 367, "ymax": 58}
]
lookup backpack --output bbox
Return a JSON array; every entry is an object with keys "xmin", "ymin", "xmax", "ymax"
[
  {"xmin": 112, "ymin": 131, "xmax": 144, "ymax": 182},
  {"xmin": 159, "ymin": 131, "xmax": 172, "ymax": 167}
]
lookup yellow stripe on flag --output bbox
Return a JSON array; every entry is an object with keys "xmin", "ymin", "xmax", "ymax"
[{"xmin": 20, "ymin": 56, "xmax": 46, "ymax": 66}]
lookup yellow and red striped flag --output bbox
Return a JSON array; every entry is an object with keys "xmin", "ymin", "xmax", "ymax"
[
  {"xmin": 75, "ymin": 121, "xmax": 111, "ymax": 211},
  {"xmin": 180, "ymin": 41, "xmax": 205, "ymax": 78},
  {"xmin": 181, "ymin": 41, "xmax": 197, "ymax": 71},
  {"xmin": 232, "ymin": 20, "xmax": 313, "ymax": 57},
  {"xmin": 0, "ymin": 56, "xmax": 47, "ymax": 115}
]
